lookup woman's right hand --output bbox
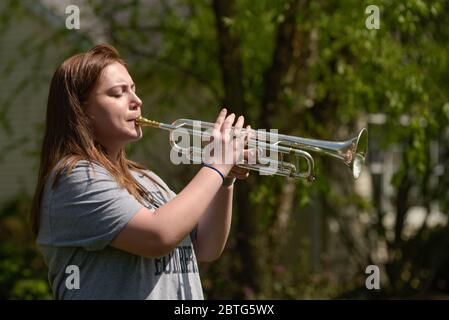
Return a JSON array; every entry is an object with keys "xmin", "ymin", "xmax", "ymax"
[{"xmin": 204, "ymin": 108, "xmax": 249, "ymax": 176}]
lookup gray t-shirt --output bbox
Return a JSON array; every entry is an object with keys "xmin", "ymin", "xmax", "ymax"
[{"xmin": 36, "ymin": 160, "xmax": 203, "ymax": 300}]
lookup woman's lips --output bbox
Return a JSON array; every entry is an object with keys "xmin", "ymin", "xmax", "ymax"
[{"xmin": 127, "ymin": 116, "xmax": 140, "ymax": 122}]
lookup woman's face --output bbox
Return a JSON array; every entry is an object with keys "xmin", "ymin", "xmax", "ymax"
[{"xmin": 85, "ymin": 62, "xmax": 143, "ymax": 150}]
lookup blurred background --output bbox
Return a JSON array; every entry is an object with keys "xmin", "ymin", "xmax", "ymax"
[{"xmin": 0, "ymin": 0, "xmax": 448, "ymax": 300}]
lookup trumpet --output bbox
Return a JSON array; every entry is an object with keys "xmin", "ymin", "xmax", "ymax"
[{"xmin": 135, "ymin": 116, "xmax": 368, "ymax": 181}]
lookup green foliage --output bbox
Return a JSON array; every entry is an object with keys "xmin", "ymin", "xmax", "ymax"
[
  {"xmin": 0, "ymin": 244, "xmax": 52, "ymax": 300},
  {"xmin": 0, "ymin": 194, "xmax": 52, "ymax": 299}
]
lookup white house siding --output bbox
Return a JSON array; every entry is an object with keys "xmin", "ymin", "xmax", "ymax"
[{"xmin": 0, "ymin": 2, "xmax": 85, "ymax": 203}]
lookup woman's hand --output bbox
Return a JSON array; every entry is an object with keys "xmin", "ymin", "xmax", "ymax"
[
  {"xmin": 226, "ymin": 133, "xmax": 255, "ymax": 181},
  {"xmin": 228, "ymin": 166, "xmax": 250, "ymax": 180},
  {"xmin": 204, "ymin": 108, "xmax": 250, "ymax": 177},
  {"xmin": 224, "ymin": 124, "xmax": 255, "ymax": 186}
]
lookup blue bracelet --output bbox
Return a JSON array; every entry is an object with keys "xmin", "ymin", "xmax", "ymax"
[{"xmin": 203, "ymin": 164, "xmax": 225, "ymax": 183}]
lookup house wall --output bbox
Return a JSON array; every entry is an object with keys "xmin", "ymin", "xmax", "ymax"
[{"xmin": 0, "ymin": 2, "xmax": 78, "ymax": 203}]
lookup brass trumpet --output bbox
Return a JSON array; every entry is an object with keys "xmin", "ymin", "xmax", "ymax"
[{"xmin": 135, "ymin": 116, "xmax": 368, "ymax": 181}]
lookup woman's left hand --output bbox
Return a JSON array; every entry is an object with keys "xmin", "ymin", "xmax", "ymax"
[
  {"xmin": 222, "ymin": 165, "xmax": 249, "ymax": 187},
  {"xmin": 228, "ymin": 166, "xmax": 250, "ymax": 180}
]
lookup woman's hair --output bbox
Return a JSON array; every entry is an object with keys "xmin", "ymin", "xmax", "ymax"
[{"xmin": 30, "ymin": 44, "xmax": 167, "ymax": 236}]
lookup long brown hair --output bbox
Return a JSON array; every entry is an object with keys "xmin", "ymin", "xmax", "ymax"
[{"xmin": 30, "ymin": 44, "xmax": 166, "ymax": 236}]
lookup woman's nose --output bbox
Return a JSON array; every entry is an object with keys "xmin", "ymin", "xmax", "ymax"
[{"xmin": 130, "ymin": 92, "xmax": 142, "ymax": 109}]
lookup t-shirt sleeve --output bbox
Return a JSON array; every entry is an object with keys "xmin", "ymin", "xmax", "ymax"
[{"xmin": 37, "ymin": 161, "xmax": 144, "ymax": 251}]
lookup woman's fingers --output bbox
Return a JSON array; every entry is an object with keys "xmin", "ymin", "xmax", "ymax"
[
  {"xmin": 242, "ymin": 148, "xmax": 258, "ymax": 162},
  {"xmin": 211, "ymin": 108, "xmax": 228, "ymax": 145},
  {"xmin": 230, "ymin": 166, "xmax": 248, "ymax": 175},
  {"xmin": 240, "ymin": 125, "xmax": 251, "ymax": 150},
  {"xmin": 234, "ymin": 115, "xmax": 244, "ymax": 131},
  {"xmin": 246, "ymin": 125, "xmax": 253, "ymax": 142},
  {"xmin": 233, "ymin": 172, "xmax": 250, "ymax": 180},
  {"xmin": 229, "ymin": 166, "xmax": 250, "ymax": 179},
  {"xmin": 210, "ymin": 108, "xmax": 251, "ymax": 167},
  {"xmin": 224, "ymin": 113, "xmax": 236, "ymax": 128},
  {"xmin": 222, "ymin": 113, "xmax": 236, "ymax": 139},
  {"xmin": 214, "ymin": 108, "xmax": 227, "ymax": 130},
  {"xmin": 233, "ymin": 116, "xmax": 245, "ymax": 158}
]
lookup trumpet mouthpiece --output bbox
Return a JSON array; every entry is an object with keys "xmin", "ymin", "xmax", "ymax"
[{"xmin": 135, "ymin": 116, "xmax": 160, "ymax": 128}]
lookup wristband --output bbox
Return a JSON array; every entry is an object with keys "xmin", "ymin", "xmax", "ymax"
[{"xmin": 203, "ymin": 164, "xmax": 225, "ymax": 183}]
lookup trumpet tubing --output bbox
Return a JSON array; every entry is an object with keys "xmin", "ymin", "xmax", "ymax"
[{"xmin": 135, "ymin": 116, "xmax": 368, "ymax": 181}]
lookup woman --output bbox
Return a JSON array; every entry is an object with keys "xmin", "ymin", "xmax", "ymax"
[{"xmin": 30, "ymin": 44, "xmax": 251, "ymax": 299}]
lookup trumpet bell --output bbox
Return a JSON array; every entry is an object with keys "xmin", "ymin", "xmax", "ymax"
[{"xmin": 352, "ymin": 128, "xmax": 368, "ymax": 179}]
